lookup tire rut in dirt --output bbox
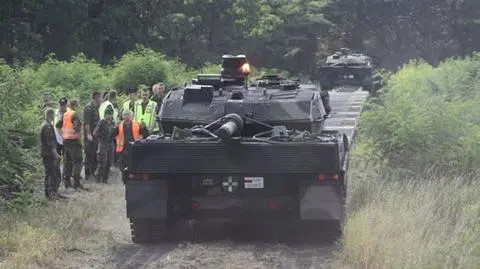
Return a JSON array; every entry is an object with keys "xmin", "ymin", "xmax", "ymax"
[{"xmin": 113, "ymin": 220, "xmax": 341, "ymax": 269}]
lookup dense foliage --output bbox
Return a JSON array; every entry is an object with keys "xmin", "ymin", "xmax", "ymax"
[
  {"xmin": 0, "ymin": 62, "xmax": 37, "ymax": 202},
  {"xmin": 336, "ymin": 54, "xmax": 480, "ymax": 269},
  {"xmin": 2, "ymin": 0, "xmax": 480, "ymax": 75},
  {"xmin": 359, "ymin": 54, "xmax": 480, "ymax": 173}
]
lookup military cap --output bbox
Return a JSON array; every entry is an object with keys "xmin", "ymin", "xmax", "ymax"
[{"xmin": 59, "ymin": 97, "xmax": 68, "ymax": 106}]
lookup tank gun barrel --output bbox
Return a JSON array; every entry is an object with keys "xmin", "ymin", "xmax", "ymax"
[{"xmin": 214, "ymin": 113, "xmax": 244, "ymax": 141}]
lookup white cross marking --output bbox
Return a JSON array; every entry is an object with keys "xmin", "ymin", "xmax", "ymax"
[{"xmin": 222, "ymin": 177, "xmax": 238, "ymax": 192}]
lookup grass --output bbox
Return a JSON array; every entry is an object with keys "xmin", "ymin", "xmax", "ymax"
[
  {"xmin": 330, "ymin": 55, "xmax": 480, "ymax": 269},
  {"xmin": 0, "ymin": 184, "xmax": 115, "ymax": 269},
  {"xmin": 331, "ymin": 153, "xmax": 480, "ymax": 269}
]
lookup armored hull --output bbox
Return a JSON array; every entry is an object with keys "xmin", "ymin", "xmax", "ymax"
[{"xmin": 318, "ymin": 48, "xmax": 374, "ymax": 91}]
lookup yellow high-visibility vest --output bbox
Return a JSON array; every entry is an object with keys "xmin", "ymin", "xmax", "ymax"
[{"xmin": 134, "ymin": 100, "xmax": 157, "ymax": 131}]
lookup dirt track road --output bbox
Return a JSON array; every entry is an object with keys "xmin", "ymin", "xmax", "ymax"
[
  {"xmin": 65, "ymin": 87, "xmax": 367, "ymax": 269},
  {"xmin": 89, "ymin": 176, "xmax": 339, "ymax": 269}
]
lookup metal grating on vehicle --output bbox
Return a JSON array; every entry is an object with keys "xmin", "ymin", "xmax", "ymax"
[{"xmin": 129, "ymin": 142, "xmax": 343, "ymax": 174}]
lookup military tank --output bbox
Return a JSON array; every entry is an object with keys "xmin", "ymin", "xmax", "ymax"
[
  {"xmin": 123, "ymin": 54, "xmax": 357, "ymax": 243},
  {"xmin": 317, "ymin": 48, "xmax": 374, "ymax": 91}
]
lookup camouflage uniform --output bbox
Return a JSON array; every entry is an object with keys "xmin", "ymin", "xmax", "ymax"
[
  {"xmin": 40, "ymin": 119, "xmax": 61, "ymax": 198},
  {"xmin": 93, "ymin": 110, "xmax": 115, "ymax": 183},
  {"xmin": 41, "ymin": 109, "xmax": 68, "ymax": 199},
  {"xmin": 83, "ymin": 100, "xmax": 100, "ymax": 180}
]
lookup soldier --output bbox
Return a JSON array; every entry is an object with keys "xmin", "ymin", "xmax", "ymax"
[
  {"xmin": 93, "ymin": 106, "xmax": 116, "ymax": 183},
  {"xmin": 100, "ymin": 90, "xmax": 120, "ymax": 166},
  {"xmin": 134, "ymin": 88, "xmax": 158, "ymax": 133},
  {"xmin": 57, "ymin": 100, "xmax": 88, "ymax": 191},
  {"xmin": 114, "ymin": 110, "xmax": 149, "ymax": 173},
  {"xmin": 41, "ymin": 108, "xmax": 68, "ymax": 200},
  {"xmin": 83, "ymin": 91, "xmax": 102, "ymax": 181},
  {"xmin": 54, "ymin": 97, "xmax": 68, "ymax": 156}
]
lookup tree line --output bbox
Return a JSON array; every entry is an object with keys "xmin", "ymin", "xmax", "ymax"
[{"xmin": 2, "ymin": 0, "xmax": 480, "ymax": 74}]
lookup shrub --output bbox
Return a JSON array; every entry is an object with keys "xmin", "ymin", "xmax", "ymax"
[
  {"xmin": 359, "ymin": 55, "xmax": 480, "ymax": 173},
  {"xmin": 332, "ymin": 53, "xmax": 480, "ymax": 269},
  {"xmin": 21, "ymin": 54, "xmax": 111, "ymax": 104},
  {"xmin": 110, "ymin": 45, "xmax": 195, "ymax": 92},
  {"xmin": 0, "ymin": 61, "xmax": 38, "ymax": 203}
]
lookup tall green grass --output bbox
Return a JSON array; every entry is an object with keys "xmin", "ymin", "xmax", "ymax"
[
  {"xmin": 332, "ymin": 158, "xmax": 480, "ymax": 269},
  {"xmin": 332, "ymin": 54, "xmax": 480, "ymax": 269}
]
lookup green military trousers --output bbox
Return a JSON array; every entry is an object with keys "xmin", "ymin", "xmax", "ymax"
[{"xmin": 63, "ymin": 140, "xmax": 83, "ymax": 187}]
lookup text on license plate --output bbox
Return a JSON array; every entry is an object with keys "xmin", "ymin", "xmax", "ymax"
[{"xmin": 244, "ymin": 177, "xmax": 264, "ymax": 189}]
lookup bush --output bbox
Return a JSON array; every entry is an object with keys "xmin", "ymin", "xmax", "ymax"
[
  {"xmin": 332, "ymin": 53, "xmax": 480, "ymax": 269},
  {"xmin": 0, "ymin": 61, "xmax": 38, "ymax": 203},
  {"xmin": 359, "ymin": 55, "xmax": 480, "ymax": 173},
  {"xmin": 110, "ymin": 45, "xmax": 195, "ymax": 92},
  {"xmin": 198, "ymin": 63, "xmax": 221, "ymax": 74},
  {"xmin": 21, "ymin": 54, "xmax": 111, "ymax": 104}
]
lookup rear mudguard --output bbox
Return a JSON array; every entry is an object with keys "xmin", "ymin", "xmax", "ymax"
[
  {"xmin": 298, "ymin": 182, "xmax": 345, "ymax": 221},
  {"xmin": 126, "ymin": 180, "xmax": 168, "ymax": 219}
]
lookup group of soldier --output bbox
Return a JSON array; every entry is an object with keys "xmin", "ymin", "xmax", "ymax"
[{"xmin": 40, "ymin": 83, "xmax": 165, "ymax": 200}]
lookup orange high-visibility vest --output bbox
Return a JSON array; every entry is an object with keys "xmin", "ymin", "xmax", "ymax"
[
  {"xmin": 61, "ymin": 110, "xmax": 80, "ymax": 140},
  {"xmin": 116, "ymin": 120, "xmax": 142, "ymax": 153}
]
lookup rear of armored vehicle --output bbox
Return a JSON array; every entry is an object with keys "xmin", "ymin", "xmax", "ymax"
[
  {"xmin": 318, "ymin": 51, "xmax": 374, "ymax": 91},
  {"xmin": 124, "ymin": 121, "xmax": 349, "ymax": 243},
  {"xmin": 123, "ymin": 54, "xmax": 352, "ymax": 243}
]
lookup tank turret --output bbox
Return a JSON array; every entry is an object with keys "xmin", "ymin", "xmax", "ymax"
[{"xmin": 158, "ymin": 54, "xmax": 328, "ymax": 137}]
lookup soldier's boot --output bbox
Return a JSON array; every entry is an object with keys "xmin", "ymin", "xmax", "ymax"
[
  {"xmin": 73, "ymin": 179, "xmax": 90, "ymax": 191},
  {"xmin": 45, "ymin": 190, "xmax": 54, "ymax": 200},
  {"xmin": 92, "ymin": 171, "xmax": 100, "ymax": 183},
  {"xmin": 84, "ymin": 170, "xmax": 91, "ymax": 180},
  {"xmin": 54, "ymin": 192, "xmax": 69, "ymax": 199},
  {"xmin": 64, "ymin": 178, "xmax": 73, "ymax": 189}
]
